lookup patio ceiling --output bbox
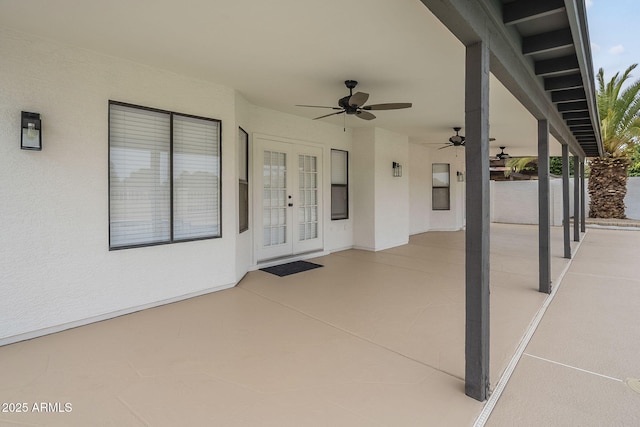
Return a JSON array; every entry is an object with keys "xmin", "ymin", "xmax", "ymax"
[{"xmin": 0, "ymin": 0, "xmax": 599, "ymax": 158}]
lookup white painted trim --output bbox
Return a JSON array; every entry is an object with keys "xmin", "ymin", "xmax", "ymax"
[
  {"xmin": 426, "ymin": 226, "xmax": 464, "ymax": 232},
  {"xmin": 373, "ymin": 240, "xmax": 410, "ymax": 251},
  {"xmin": 329, "ymin": 245, "xmax": 355, "ymax": 253},
  {"xmin": 251, "ymin": 250, "xmax": 330, "ymax": 270},
  {"xmin": 352, "ymin": 245, "xmax": 376, "ymax": 252},
  {"xmin": 0, "ymin": 282, "xmax": 236, "ymax": 347}
]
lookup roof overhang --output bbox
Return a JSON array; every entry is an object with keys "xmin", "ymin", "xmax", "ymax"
[{"xmin": 419, "ymin": 0, "xmax": 603, "ymax": 158}]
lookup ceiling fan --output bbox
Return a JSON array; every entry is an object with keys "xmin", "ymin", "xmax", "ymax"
[
  {"xmin": 440, "ymin": 127, "xmax": 465, "ymax": 149},
  {"xmin": 296, "ymin": 80, "xmax": 412, "ymax": 121},
  {"xmin": 439, "ymin": 127, "xmax": 495, "ymax": 149},
  {"xmin": 495, "ymin": 146, "xmax": 510, "ymax": 160}
]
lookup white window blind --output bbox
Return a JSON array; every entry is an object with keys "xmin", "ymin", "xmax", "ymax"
[
  {"xmin": 238, "ymin": 128, "xmax": 248, "ymax": 182},
  {"xmin": 109, "ymin": 104, "xmax": 171, "ymax": 248},
  {"xmin": 331, "ymin": 149, "xmax": 348, "ymax": 185},
  {"xmin": 173, "ymin": 115, "xmax": 220, "ymax": 240},
  {"xmin": 109, "ymin": 102, "xmax": 221, "ymax": 249},
  {"xmin": 432, "ymin": 163, "xmax": 450, "ymax": 210}
]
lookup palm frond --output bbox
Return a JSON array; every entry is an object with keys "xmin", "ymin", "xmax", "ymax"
[{"xmin": 597, "ymin": 64, "xmax": 640, "ymax": 158}]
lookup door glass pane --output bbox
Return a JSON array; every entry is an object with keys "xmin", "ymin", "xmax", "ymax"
[
  {"xmin": 297, "ymin": 154, "xmax": 318, "ymax": 241},
  {"xmin": 263, "ymin": 150, "xmax": 287, "ymax": 247}
]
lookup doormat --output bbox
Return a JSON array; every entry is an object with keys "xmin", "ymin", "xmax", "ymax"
[{"xmin": 260, "ymin": 260, "xmax": 323, "ymax": 277}]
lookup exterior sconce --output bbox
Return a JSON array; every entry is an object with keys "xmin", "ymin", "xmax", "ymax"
[
  {"xmin": 457, "ymin": 171, "xmax": 465, "ymax": 182},
  {"xmin": 392, "ymin": 161, "xmax": 402, "ymax": 177},
  {"xmin": 21, "ymin": 111, "xmax": 42, "ymax": 151}
]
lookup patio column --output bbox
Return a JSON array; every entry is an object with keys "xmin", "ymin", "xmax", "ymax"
[
  {"xmin": 573, "ymin": 155, "xmax": 580, "ymax": 241},
  {"xmin": 538, "ymin": 119, "xmax": 551, "ymax": 294},
  {"xmin": 562, "ymin": 144, "xmax": 571, "ymax": 259},
  {"xmin": 580, "ymin": 159, "xmax": 586, "ymax": 232},
  {"xmin": 464, "ymin": 40, "xmax": 490, "ymax": 402}
]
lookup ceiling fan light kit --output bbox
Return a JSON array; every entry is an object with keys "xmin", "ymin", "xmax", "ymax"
[{"xmin": 296, "ymin": 80, "xmax": 412, "ymax": 122}]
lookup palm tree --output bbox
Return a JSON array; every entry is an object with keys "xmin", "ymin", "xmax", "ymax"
[{"xmin": 589, "ymin": 64, "xmax": 640, "ymax": 218}]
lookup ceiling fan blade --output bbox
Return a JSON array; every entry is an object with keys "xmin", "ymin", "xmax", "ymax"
[
  {"xmin": 362, "ymin": 102, "xmax": 412, "ymax": 111},
  {"xmin": 313, "ymin": 110, "xmax": 345, "ymax": 120},
  {"xmin": 348, "ymin": 92, "xmax": 369, "ymax": 107},
  {"xmin": 438, "ymin": 144, "xmax": 452, "ymax": 150},
  {"xmin": 355, "ymin": 110, "xmax": 376, "ymax": 120},
  {"xmin": 296, "ymin": 104, "xmax": 342, "ymax": 110}
]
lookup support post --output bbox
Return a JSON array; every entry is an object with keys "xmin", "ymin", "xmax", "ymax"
[
  {"xmin": 573, "ymin": 156, "xmax": 580, "ymax": 241},
  {"xmin": 464, "ymin": 41, "xmax": 490, "ymax": 402},
  {"xmin": 562, "ymin": 144, "xmax": 571, "ymax": 259},
  {"xmin": 538, "ymin": 120, "xmax": 551, "ymax": 294},
  {"xmin": 580, "ymin": 159, "xmax": 586, "ymax": 232}
]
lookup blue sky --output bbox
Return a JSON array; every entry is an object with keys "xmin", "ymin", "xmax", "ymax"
[{"xmin": 586, "ymin": 0, "xmax": 640, "ymax": 80}]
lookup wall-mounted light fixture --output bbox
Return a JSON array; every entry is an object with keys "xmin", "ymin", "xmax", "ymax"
[
  {"xmin": 457, "ymin": 171, "xmax": 465, "ymax": 182},
  {"xmin": 392, "ymin": 161, "xmax": 402, "ymax": 177},
  {"xmin": 21, "ymin": 111, "xmax": 42, "ymax": 151}
]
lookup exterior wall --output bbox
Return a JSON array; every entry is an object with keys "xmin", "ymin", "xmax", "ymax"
[
  {"xmin": 234, "ymin": 92, "xmax": 253, "ymax": 282},
  {"xmin": 373, "ymin": 128, "xmax": 409, "ymax": 250},
  {"xmin": 352, "ymin": 128, "xmax": 410, "ymax": 251},
  {"xmin": 409, "ymin": 143, "xmax": 432, "ymax": 234},
  {"xmin": 409, "ymin": 143, "xmax": 465, "ymax": 233},
  {"xmin": 352, "ymin": 128, "xmax": 377, "ymax": 251},
  {"xmin": 624, "ymin": 177, "xmax": 640, "ymax": 219},
  {"xmin": 0, "ymin": 28, "xmax": 354, "ymax": 344},
  {"xmin": 249, "ymin": 105, "xmax": 353, "ymax": 253},
  {"xmin": 491, "ymin": 178, "xmax": 578, "ymax": 226},
  {"xmin": 0, "ymin": 28, "xmax": 238, "ymax": 342}
]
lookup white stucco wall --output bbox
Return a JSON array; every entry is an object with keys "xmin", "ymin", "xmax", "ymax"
[
  {"xmin": 408, "ymin": 143, "xmax": 465, "ymax": 233},
  {"xmin": 409, "ymin": 143, "xmax": 432, "ymax": 234},
  {"xmin": 352, "ymin": 128, "xmax": 410, "ymax": 251},
  {"xmin": 623, "ymin": 177, "xmax": 640, "ymax": 219},
  {"xmin": 374, "ymin": 128, "xmax": 410, "ymax": 250},
  {"xmin": 0, "ymin": 28, "xmax": 355, "ymax": 343},
  {"xmin": 352, "ymin": 128, "xmax": 378, "ymax": 251},
  {"xmin": 0, "ymin": 28, "xmax": 239, "ymax": 342},
  {"xmin": 234, "ymin": 92, "xmax": 253, "ymax": 282},
  {"xmin": 491, "ymin": 178, "xmax": 580, "ymax": 226}
]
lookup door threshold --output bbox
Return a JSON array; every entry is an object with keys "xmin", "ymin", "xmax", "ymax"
[{"xmin": 253, "ymin": 250, "xmax": 328, "ymax": 270}]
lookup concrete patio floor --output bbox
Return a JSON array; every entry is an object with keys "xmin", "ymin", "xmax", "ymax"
[
  {"xmin": 487, "ymin": 227, "xmax": 640, "ymax": 426},
  {"xmin": 2, "ymin": 223, "xmax": 636, "ymax": 426}
]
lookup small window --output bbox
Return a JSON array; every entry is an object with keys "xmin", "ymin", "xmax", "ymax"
[
  {"xmin": 331, "ymin": 149, "xmax": 348, "ymax": 220},
  {"xmin": 238, "ymin": 127, "xmax": 249, "ymax": 233},
  {"xmin": 432, "ymin": 163, "xmax": 450, "ymax": 210},
  {"xmin": 109, "ymin": 101, "xmax": 221, "ymax": 249}
]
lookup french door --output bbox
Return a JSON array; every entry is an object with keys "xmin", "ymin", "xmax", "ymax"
[{"xmin": 253, "ymin": 136, "xmax": 323, "ymax": 262}]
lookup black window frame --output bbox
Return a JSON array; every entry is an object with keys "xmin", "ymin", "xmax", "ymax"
[
  {"xmin": 331, "ymin": 149, "xmax": 349, "ymax": 220},
  {"xmin": 108, "ymin": 100, "xmax": 222, "ymax": 250},
  {"xmin": 432, "ymin": 163, "xmax": 451, "ymax": 211},
  {"xmin": 238, "ymin": 127, "xmax": 249, "ymax": 234}
]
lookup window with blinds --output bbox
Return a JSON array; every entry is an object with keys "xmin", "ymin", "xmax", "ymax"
[
  {"xmin": 109, "ymin": 102, "xmax": 221, "ymax": 249},
  {"xmin": 432, "ymin": 163, "xmax": 450, "ymax": 211},
  {"xmin": 238, "ymin": 127, "xmax": 249, "ymax": 233},
  {"xmin": 331, "ymin": 149, "xmax": 348, "ymax": 220}
]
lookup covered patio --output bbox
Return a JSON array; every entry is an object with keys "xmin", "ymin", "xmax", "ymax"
[
  {"xmin": 1, "ymin": 224, "xmax": 581, "ymax": 426},
  {"xmin": 0, "ymin": 0, "xmax": 605, "ymax": 411}
]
